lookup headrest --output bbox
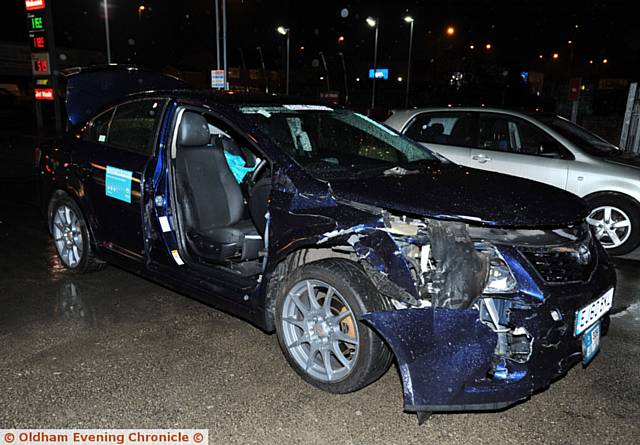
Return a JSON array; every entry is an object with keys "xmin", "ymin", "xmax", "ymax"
[{"xmin": 178, "ymin": 112, "xmax": 210, "ymax": 147}]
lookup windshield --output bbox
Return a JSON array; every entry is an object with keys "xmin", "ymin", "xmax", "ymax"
[
  {"xmin": 542, "ymin": 116, "xmax": 618, "ymax": 156},
  {"xmin": 237, "ymin": 105, "xmax": 441, "ymax": 179}
]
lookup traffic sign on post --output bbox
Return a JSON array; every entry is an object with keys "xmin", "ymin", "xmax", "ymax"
[{"xmin": 211, "ymin": 70, "xmax": 225, "ymax": 89}]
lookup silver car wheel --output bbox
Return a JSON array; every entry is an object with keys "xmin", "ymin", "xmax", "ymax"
[
  {"xmin": 52, "ymin": 205, "xmax": 84, "ymax": 268},
  {"xmin": 587, "ymin": 205, "xmax": 632, "ymax": 249},
  {"xmin": 281, "ymin": 279, "xmax": 359, "ymax": 383}
]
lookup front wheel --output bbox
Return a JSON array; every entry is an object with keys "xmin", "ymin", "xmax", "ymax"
[
  {"xmin": 586, "ymin": 194, "xmax": 640, "ymax": 256},
  {"xmin": 275, "ymin": 259, "xmax": 393, "ymax": 394}
]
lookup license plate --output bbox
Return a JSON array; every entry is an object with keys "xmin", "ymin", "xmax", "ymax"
[
  {"xmin": 574, "ymin": 288, "xmax": 614, "ymax": 336},
  {"xmin": 582, "ymin": 320, "xmax": 601, "ymax": 364}
]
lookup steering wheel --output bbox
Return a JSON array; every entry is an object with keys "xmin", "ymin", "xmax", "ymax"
[{"xmin": 250, "ymin": 158, "xmax": 269, "ymax": 185}]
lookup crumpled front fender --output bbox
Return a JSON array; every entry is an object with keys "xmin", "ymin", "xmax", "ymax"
[{"xmin": 362, "ymin": 307, "xmax": 506, "ymax": 412}]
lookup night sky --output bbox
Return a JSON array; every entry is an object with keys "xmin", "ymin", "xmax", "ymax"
[{"xmin": 2, "ymin": 0, "xmax": 638, "ymax": 75}]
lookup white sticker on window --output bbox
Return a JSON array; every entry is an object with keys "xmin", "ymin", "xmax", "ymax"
[
  {"xmin": 286, "ymin": 117, "xmax": 313, "ymax": 152},
  {"xmin": 159, "ymin": 216, "xmax": 172, "ymax": 233},
  {"xmin": 284, "ymin": 104, "xmax": 333, "ymax": 111}
]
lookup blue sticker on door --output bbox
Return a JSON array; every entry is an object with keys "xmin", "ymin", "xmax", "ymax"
[{"xmin": 105, "ymin": 166, "xmax": 133, "ymax": 203}]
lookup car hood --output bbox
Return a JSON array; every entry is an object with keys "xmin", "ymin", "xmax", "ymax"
[{"xmin": 328, "ymin": 165, "xmax": 587, "ymax": 228}]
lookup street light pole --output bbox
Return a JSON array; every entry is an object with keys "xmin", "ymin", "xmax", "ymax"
[
  {"xmin": 222, "ymin": 0, "xmax": 228, "ymax": 90},
  {"xmin": 338, "ymin": 52, "xmax": 349, "ymax": 105},
  {"xmin": 256, "ymin": 46, "xmax": 269, "ymax": 94},
  {"xmin": 367, "ymin": 17, "xmax": 379, "ymax": 111},
  {"xmin": 404, "ymin": 16, "xmax": 414, "ymax": 108},
  {"xmin": 285, "ymin": 31, "xmax": 290, "ymax": 95},
  {"xmin": 277, "ymin": 26, "xmax": 290, "ymax": 95},
  {"xmin": 103, "ymin": 0, "xmax": 112, "ymax": 63},
  {"xmin": 319, "ymin": 51, "xmax": 331, "ymax": 92},
  {"xmin": 215, "ymin": 0, "xmax": 220, "ymax": 70}
]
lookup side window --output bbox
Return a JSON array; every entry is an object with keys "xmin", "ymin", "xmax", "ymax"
[
  {"xmin": 479, "ymin": 114, "xmax": 563, "ymax": 157},
  {"xmin": 518, "ymin": 121, "xmax": 564, "ymax": 157},
  {"xmin": 108, "ymin": 99, "xmax": 165, "ymax": 155},
  {"xmin": 86, "ymin": 109, "xmax": 114, "ymax": 143},
  {"xmin": 404, "ymin": 112, "xmax": 475, "ymax": 147},
  {"xmin": 478, "ymin": 115, "xmax": 515, "ymax": 152}
]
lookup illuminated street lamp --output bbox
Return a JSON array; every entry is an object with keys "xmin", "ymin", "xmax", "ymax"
[
  {"xmin": 403, "ymin": 15, "xmax": 414, "ymax": 107},
  {"xmin": 485, "ymin": 43, "xmax": 492, "ymax": 50},
  {"xmin": 552, "ymin": 52, "xmax": 559, "ymax": 60},
  {"xmin": 138, "ymin": 5, "xmax": 146, "ymax": 20},
  {"xmin": 277, "ymin": 26, "xmax": 290, "ymax": 95},
  {"xmin": 366, "ymin": 17, "xmax": 379, "ymax": 110},
  {"xmin": 102, "ymin": 1, "xmax": 112, "ymax": 63},
  {"xmin": 446, "ymin": 26, "xmax": 455, "ymax": 36},
  {"xmin": 602, "ymin": 58, "xmax": 609, "ymax": 64}
]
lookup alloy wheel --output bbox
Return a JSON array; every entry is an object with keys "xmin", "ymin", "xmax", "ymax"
[
  {"xmin": 280, "ymin": 279, "xmax": 359, "ymax": 382},
  {"xmin": 587, "ymin": 205, "xmax": 632, "ymax": 249},
  {"xmin": 52, "ymin": 205, "xmax": 84, "ymax": 268}
]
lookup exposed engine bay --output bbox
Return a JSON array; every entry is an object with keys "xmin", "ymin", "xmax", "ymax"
[
  {"xmin": 378, "ymin": 213, "xmax": 534, "ymax": 373},
  {"xmin": 318, "ymin": 210, "xmax": 597, "ymax": 384}
]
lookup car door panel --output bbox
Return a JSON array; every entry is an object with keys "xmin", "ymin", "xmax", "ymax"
[
  {"xmin": 84, "ymin": 146, "xmax": 150, "ymax": 258},
  {"xmin": 469, "ymin": 149, "xmax": 569, "ymax": 189},
  {"xmin": 73, "ymin": 99, "xmax": 167, "ymax": 259},
  {"xmin": 469, "ymin": 113, "xmax": 569, "ymax": 190}
]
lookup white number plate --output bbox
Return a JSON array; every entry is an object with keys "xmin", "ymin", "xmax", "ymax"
[{"xmin": 574, "ymin": 288, "xmax": 614, "ymax": 336}]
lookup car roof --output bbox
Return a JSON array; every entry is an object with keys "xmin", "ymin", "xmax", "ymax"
[
  {"xmin": 127, "ymin": 89, "xmax": 329, "ymax": 108},
  {"xmin": 389, "ymin": 106, "xmax": 554, "ymax": 120}
]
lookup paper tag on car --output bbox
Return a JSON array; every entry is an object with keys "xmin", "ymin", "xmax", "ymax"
[
  {"xmin": 158, "ymin": 216, "xmax": 172, "ymax": 233},
  {"xmin": 171, "ymin": 249, "xmax": 185, "ymax": 266}
]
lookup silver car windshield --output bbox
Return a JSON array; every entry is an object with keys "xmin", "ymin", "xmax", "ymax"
[
  {"xmin": 238, "ymin": 106, "xmax": 441, "ymax": 179},
  {"xmin": 544, "ymin": 116, "xmax": 617, "ymax": 156}
]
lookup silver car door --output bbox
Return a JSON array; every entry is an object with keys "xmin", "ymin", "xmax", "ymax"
[
  {"xmin": 401, "ymin": 111, "xmax": 475, "ymax": 164},
  {"xmin": 469, "ymin": 113, "xmax": 569, "ymax": 190}
]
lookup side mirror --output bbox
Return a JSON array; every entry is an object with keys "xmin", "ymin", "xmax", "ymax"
[{"xmin": 539, "ymin": 142, "xmax": 563, "ymax": 158}]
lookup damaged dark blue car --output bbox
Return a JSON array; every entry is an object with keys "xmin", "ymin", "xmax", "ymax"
[{"xmin": 40, "ymin": 67, "xmax": 616, "ymax": 422}]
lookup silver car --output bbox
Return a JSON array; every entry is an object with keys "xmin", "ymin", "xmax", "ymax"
[{"xmin": 385, "ymin": 107, "xmax": 640, "ymax": 255}]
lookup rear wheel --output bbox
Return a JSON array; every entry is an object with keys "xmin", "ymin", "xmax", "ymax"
[
  {"xmin": 275, "ymin": 259, "xmax": 392, "ymax": 393},
  {"xmin": 586, "ymin": 194, "xmax": 640, "ymax": 256},
  {"xmin": 48, "ymin": 194, "xmax": 105, "ymax": 273}
]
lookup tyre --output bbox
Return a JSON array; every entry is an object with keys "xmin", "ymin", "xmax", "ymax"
[
  {"xmin": 275, "ymin": 259, "xmax": 393, "ymax": 393},
  {"xmin": 48, "ymin": 193, "xmax": 105, "ymax": 273},
  {"xmin": 586, "ymin": 193, "xmax": 640, "ymax": 256}
]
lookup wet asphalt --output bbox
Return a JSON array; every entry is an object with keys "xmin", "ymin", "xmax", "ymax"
[{"xmin": 0, "ymin": 178, "xmax": 639, "ymax": 445}]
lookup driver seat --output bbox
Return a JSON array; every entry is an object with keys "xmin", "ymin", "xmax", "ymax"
[{"xmin": 175, "ymin": 112, "xmax": 261, "ymax": 262}]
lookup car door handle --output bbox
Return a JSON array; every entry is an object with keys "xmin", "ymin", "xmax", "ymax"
[{"xmin": 472, "ymin": 154, "xmax": 491, "ymax": 163}]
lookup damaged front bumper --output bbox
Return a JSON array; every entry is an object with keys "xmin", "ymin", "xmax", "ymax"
[{"xmin": 361, "ymin": 249, "xmax": 616, "ymax": 413}]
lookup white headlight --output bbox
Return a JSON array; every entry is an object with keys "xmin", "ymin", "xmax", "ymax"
[
  {"xmin": 484, "ymin": 259, "xmax": 518, "ymax": 293},
  {"xmin": 476, "ymin": 243, "xmax": 518, "ymax": 294}
]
